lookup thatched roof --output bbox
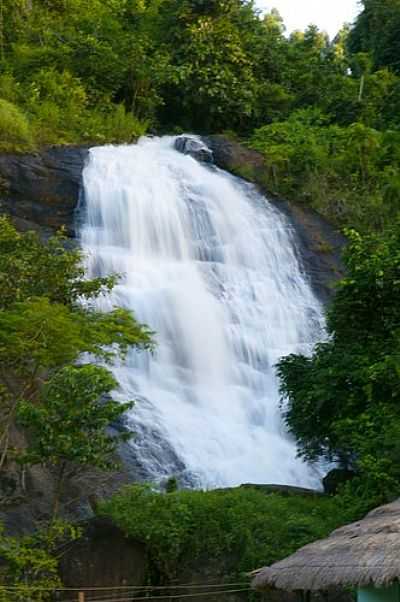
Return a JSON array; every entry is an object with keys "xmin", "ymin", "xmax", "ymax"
[{"xmin": 251, "ymin": 499, "xmax": 400, "ymax": 591}]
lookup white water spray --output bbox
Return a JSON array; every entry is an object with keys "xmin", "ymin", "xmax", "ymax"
[{"xmin": 80, "ymin": 136, "xmax": 324, "ymax": 488}]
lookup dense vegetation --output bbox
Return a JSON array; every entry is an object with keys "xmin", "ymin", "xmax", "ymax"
[
  {"xmin": 101, "ymin": 484, "xmax": 353, "ymax": 582},
  {"xmin": 278, "ymin": 224, "xmax": 400, "ymax": 509},
  {"xmin": 1, "ymin": 0, "xmax": 400, "ymax": 597},
  {"xmin": 1, "ymin": 0, "xmax": 399, "ymax": 230},
  {"xmin": 0, "ymin": 218, "xmax": 153, "ymax": 513},
  {"xmin": 0, "ymin": 217, "xmax": 153, "ymax": 597}
]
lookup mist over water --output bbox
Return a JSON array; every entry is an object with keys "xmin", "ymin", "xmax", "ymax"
[{"xmin": 80, "ymin": 136, "xmax": 324, "ymax": 488}]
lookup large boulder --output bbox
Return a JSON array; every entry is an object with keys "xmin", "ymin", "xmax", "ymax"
[
  {"xmin": 174, "ymin": 136, "xmax": 213, "ymax": 163},
  {"xmin": 0, "ymin": 146, "xmax": 89, "ymax": 236},
  {"xmin": 322, "ymin": 468, "xmax": 356, "ymax": 495}
]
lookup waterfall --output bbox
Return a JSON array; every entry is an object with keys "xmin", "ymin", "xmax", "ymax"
[{"xmin": 80, "ymin": 136, "xmax": 324, "ymax": 489}]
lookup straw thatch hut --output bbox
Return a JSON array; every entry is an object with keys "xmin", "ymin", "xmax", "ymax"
[{"xmin": 251, "ymin": 499, "xmax": 400, "ymax": 602}]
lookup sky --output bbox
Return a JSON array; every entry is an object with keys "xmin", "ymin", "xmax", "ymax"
[{"xmin": 256, "ymin": 0, "xmax": 362, "ymax": 39}]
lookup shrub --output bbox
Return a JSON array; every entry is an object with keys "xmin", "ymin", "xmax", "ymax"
[
  {"xmin": 83, "ymin": 104, "xmax": 148, "ymax": 144},
  {"xmin": 100, "ymin": 485, "xmax": 356, "ymax": 581},
  {"xmin": 250, "ymin": 111, "xmax": 400, "ymax": 231},
  {"xmin": 0, "ymin": 99, "xmax": 35, "ymax": 152}
]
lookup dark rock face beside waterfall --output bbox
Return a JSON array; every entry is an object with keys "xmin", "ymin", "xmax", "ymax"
[
  {"xmin": 203, "ymin": 135, "xmax": 346, "ymax": 304},
  {"xmin": 0, "ymin": 423, "xmax": 133, "ymax": 535},
  {"xmin": 0, "ymin": 146, "xmax": 88, "ymax": 236}
]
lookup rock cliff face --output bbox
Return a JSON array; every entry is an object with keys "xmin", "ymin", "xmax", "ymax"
[{"xmin": 0, "ymin": 146, "xmax": 88, "ymax": 236}]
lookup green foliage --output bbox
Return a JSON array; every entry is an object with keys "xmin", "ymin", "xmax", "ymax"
[
  {"xmin": 0, "ymin": 0, "xmax": 399, "ymax": 154},
  {"xmin": 0, "ymin": 99, "xmax": 34, "ymax": 152},
  {"xmin": 0, "ymin": 218, "xmax": 153, "ymax": 512},
  {"xmin": 83, "ymin": 104, "xmax": 149, "ymax": 145},
  {"xmin": 251, "ymin": 111, "xmax": 400, "ymax": 231},
  {"xmin": 278, "ymin": 224, "xmax": 400, "ymax": 505},
  {"xmin": 0, "ymin": 217, "xmax": 117, "ymax": 308},
  {"xmin": 101, "ymin": 485, "xmax": 355, "ymax": 581},
  {"xmin": 16, "ymin": 364, "xmax": 133, "ymax": 515},
  {"xmin": 348, "ymin": 0, "xmax": 400, "ymax": 74},
  {"xmin": 0, "ymin": 521, "xmax": 80, "ymax": 602},
  {"xmin": 158, "ymin": 0, "xmax": 260, "ymax": 131},
  {"xmin": 17, "ymin": 364, "xmax": 132, "ymax": 470}
]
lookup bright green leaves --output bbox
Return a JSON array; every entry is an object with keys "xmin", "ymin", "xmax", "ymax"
[
  {"xmin": 0, "ymin": 218, "xmax": 115, "ymax": 309},
  {"xmin": 101, "ymin": 485, "xmax": 352, "ymax": 582},
  {"xmin": 278, "ymin": 224, "xmax": 400, "ymax": 505},
  {"xmin": 0, "ymin": 299, "xmax": 153, "ymax": 381},
  {"xmin": 0, "ymin": 299, "xmax": 91, "ymax": 374},
  {"xmin": 1, "ymin": 0, "xmax": 400, "ymax": 140},
  {"xmin": 0, "ymin": 218, "xmax": 153, "ymax": 512},
  {"xmin": 0, "ymin": 219, "xmax": 153, "ymax": 386},
  {"xmin": 251, "ymin": 114, "xmax": 400, "ymax": 231},
  {"xmin": 17, "ymin": 365, "xmax": 132, "ymax": 470},
  {"xmin": 0, "ymin": 98, "xmax": 34, "ymax": 153},
  {"xmin": 331, "ymin": 226, "xmax": 400, "ymax": 338},
  {"xmin": 0, "ymin": 521, "xmax": 81, "ymax": 602}
]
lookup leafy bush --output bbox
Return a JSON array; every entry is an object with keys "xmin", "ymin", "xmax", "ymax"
[
  {"xmin": 100, "ymin": 485, "xmax": 355, "ymax": 581},
  {"xmin": 251, "ymin": 110, "xmax": 400, "ymax": 231},
  {"xmin": 83, "ymin": 104, "xmax": 148, "ymax": 144},
  {"xmin": 0, "ymin": 521, "xmax": 80, "ymax": 602},
  {"xmin": 0, "ymin": 99, "xmax": 34, "ymax": 152},
  {"xmin": 278, "ymin": 224, "xmax": 400, "ymax": 507},
  {"xmin": 27, "ymin": 69, "xmax": 88, "ymax": 144}
]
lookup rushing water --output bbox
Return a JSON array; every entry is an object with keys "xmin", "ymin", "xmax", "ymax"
[{"xmin": 80, "ymin": 136, "xmax": 324, "ymax": 488}]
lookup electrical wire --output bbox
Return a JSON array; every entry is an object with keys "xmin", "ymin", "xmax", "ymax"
[
  {"xmin": 62, "ymin": 588, "xmax": 252, "ymax": 602},
  {"xmin": 0, "ymin": 582, "xmax": 249, "ymax": 592}
]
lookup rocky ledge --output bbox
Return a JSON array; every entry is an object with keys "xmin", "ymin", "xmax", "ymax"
[
  {"xmin": 174, "ymin": 135, "xmax": 213, "ymax": 163},
  {"xmin": 0, "ymin": 146, "xmax": 89, "ymax": 236}
]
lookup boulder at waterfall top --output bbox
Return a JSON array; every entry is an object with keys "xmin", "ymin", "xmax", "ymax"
[{"xmin": 174, "ymin": 136, "xmax": 214, "ymax": 163}]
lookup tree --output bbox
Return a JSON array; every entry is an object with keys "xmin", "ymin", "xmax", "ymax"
[
  {"xmin": 278, "ymin": 225, "xmax": 400, "ymax": 504},
  {"xmin": 0, "ymin": 219, "xmax": 153, "ymax": 505},
  {"xmin": 0, "ymin": 521, "xmax": 80, "ymax": 602},
  {"xmin": 17, "ymin": 365, "xmax": 133, "ymax": 517},
  {"xmin": 157, "ymin": 0, "xmax": 261, "ymax": 131},
  {"xmin": 348, "ymin": 0, "xmax": 400, "ymax": 74}
]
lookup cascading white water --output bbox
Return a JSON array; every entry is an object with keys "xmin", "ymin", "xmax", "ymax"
[{"xmin": 80, "ymin": 136, "xmax": 325, "ymax": 488}]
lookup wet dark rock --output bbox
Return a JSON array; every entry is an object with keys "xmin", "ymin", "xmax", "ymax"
[
  {"xmin": 114, "ymin": 419, "xmax": 195, "ymax": 488},
  {"xmin": 323, "ymin": 469, "xmax": 356, "ymax": 495},
  {"xmin": 203, "ymin": 134, "xmax": 346, "ymax": 304},
  {"xmin": 175, "ymin": 136, "xmax": 214, "ymax": 163},
  {"xmin": 0, "ymin": 146, "xmax": 89, "ymax": 236}
]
